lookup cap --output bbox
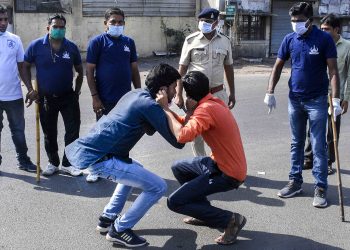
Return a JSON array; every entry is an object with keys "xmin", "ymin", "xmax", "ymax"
[{"xmin": 198, "ymin": 8, "xmax": 219, "ymax": 20}]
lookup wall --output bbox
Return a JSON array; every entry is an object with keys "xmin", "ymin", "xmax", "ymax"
[{"xmin": 14, "ymin": 1, "xmax": 197, "ymax": 57}]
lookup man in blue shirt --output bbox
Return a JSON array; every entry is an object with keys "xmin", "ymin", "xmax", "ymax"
[
  {"xmin": 23, "ymin": 14, "xmax": 84, "ymax": 177},
  {"xmin": 86, "ymin": 7, "xmax": 141, "ymax": 182},
  {"xmin": 264, "ymin": 2, "xmax": 341, "ymax": 208},
  {"xmin": 65, "ymin": 64, "xmax": 184, "ymax": 248}
]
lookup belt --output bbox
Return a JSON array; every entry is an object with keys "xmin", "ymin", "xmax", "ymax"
[{"xmin": 210, "ymin": 84, "xmax": 224, "ymax": 94}]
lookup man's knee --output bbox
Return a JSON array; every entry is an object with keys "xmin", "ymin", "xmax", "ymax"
[{"xmin": 167, "ymin": 192, "xmax": 183, "ymax": 212}]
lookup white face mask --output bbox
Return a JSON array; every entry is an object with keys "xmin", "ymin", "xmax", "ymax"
[
  {"xmin": 198, "ymin": 21, "xmax": 213, "ymax": 34},
  {"xmin": 291, "ymin": 21, "xmax": 308, "ymax": 35},
  {"xmin": 107, "ymin": 25, "xmax": 124, "ymax": 37}
]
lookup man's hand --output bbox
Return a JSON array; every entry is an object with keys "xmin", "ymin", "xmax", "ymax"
[
  {"xmin": 332, "ymin": 98, "xmax": 342, "ymax": 121},
  {"xmin": 228, "ymin": 94, "xmax": 236, "ymax": 109},
  {"xmin": 341, "ymin": 100, "xmax": 348, "ymax": 115},
  {"xmin": 92, "ymin": 95, "xmax": 105, "ymax": 116},
  {"xmin": 185, "ymin": 97, "xmax": 198, "ymax": 113},
  {"xmin": 264, "ymin": 93, "xmax": 276, "ymax": 114},
  {"xmin": 25, "ymin": 89, "xmax": 39, "ymax": 107},
  {"xmin": 174, "ymin": 94, "xmax": 184, "ymax": 109},
  {"xmin": 156, "ymin": 89, "xmax": 169, "ymax": 109}
]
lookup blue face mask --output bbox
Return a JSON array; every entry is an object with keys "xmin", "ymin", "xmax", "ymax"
[
  {"xmin": 198, "ymin": 21, "xmax": 213, "ymax": 34},
  {"xmin": 107, "ymin": 25, "xmax": 124, "ymax": 37},
  {"xmin": 50, "ymin": 28, "xmax": 66, "ymax": 40}
]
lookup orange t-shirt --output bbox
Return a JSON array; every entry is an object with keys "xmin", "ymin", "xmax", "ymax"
[{"xmin": 177, "ymin": 94, "xmax": 247, "ymax": 182}]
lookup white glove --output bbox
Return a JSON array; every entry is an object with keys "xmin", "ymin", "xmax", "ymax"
[
  {"xmin": 264, "ymin": 93, "xmax": 276, "ymax": 114},
  {"xmin": 332, "ymin": 98, "xmax": 342, "ymax": 121}
]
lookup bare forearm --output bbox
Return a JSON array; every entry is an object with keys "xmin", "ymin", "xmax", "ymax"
[
  {"xmin": 224, "ymin": 64, "xmax": 235, "ymax": 95},
  {"xmin": 330, "ymin": 72, "xmax": 340, "ymax": 98},
  {"xmin": 75, "ymin": 74, "xmax": 83, "ymax": 93},
  {"xmin": 267, "ymin": 68, "xmax": 282, "ymax": 93},
  {"xmin": 86, "ymin": 71, "xmax": 98, "ymax": 95},
  {"xmin": 21, "ymin": 64, "xmax": 34, "ymax": 91},
  {"xmin": 164, "ymin": 108, "xmax": 183, "ymax": 140},
  {"xmin": 132, "ymin": 71, "xmax": 141, "ymax": 89}
]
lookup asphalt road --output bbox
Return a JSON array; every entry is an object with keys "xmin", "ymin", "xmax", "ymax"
[{"xmin": 0, "ymin": 61, "xmax": 349, "ymax": 249}]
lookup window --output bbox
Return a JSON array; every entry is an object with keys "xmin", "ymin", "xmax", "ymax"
[
  {"xmin": 239, "ymin": 15, "xmax": 266, "ymax": 40},
  {"xmin": 15, "ymin": 0, "xmax": 65, "ymax": 13}
]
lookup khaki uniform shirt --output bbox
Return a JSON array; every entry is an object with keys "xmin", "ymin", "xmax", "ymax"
[
  {"xmin": 335, "ymin": 36, "xmax": 350, "ymax": 101},
  {"xmin": 179, "ymin": 31, "xmax": 233, "ymax": 88}
]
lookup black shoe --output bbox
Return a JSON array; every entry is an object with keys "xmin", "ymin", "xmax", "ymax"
[
  {"xmin": 17, "ymin": 160, "xmax": 37, "ymax": 172},
  {"xmin": 303, "ymin": 160, "xmax": 313, "ymax": 170},
  {"xmin": 96, "ymin": 215, "xmax": 115, "ymax": 233},
  {"xmin": 277, "ymin": 180, "xmax": 302, "ymax": 198},
  {"xmin": 106, "ymin": 224, "xmax": 147, "ymax": 247},
  {"xmin": 328, "ymin": 165, "xmax": 335, "ymax": 175}
]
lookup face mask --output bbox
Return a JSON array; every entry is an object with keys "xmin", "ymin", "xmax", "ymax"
[
  {"xmin": 50, "ymin": 28, "xmax": 66, "ymax": 39},
  {"xmin": 198, "ymin": 21, "xmax": 213, "ymax": 34},
  {"xmin": 107, "ymin": 25, "xmax": 124, "ymax": 37},
  {"xmin": 291, "ymin": 21, "xmax": 308, "ymax": 35}
]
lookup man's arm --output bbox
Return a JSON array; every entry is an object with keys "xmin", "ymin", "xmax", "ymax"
[
  {"xmin": 131, "ymin": 61, "xmax": 141, "ymax": 89},
  {"xmin": 341, "ymin": 51, "xmax": 350, "ymax": 114},
  {"xmin": 267, "ymin": 58, "xmax": 285, "ymax": 93},
  {"xmin": 21, "ymin": 61, "xmax": 38, "ymax": 107},
  {"xmin": 174, "ymin": 64, "xmax": 188, "ymax": 108},
  {"xmin": 86, "ymin": 63, "xmax": 104, "ymax": 114},
  {"xmin": 327, "ymin": 58, "xmax": 340, "ymax": 99},
  {"xmin": 224, "ymin": 64, "xmax": 235, "ymax": 109},
  {"xmin": 74, "ymin": 64, "xmax": 84, "ymax": 95}
]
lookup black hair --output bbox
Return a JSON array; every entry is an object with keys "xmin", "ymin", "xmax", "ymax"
[
  {"xmin": 289, "ymin": 2, "xmax": 313, "ymax": 21},
  {"xmin": 182, "ymin": 71, "xmax": 209, "ymax": 102},
  {"xmin": 105, "ymin": 7, "xmax": 125, "ymax": 21},
  {"xmin": 48, "ymin": 14, "xmax": 66, "ymax": 25},
  {"xmin": 321, "ymin": 13, "xmax": 341, "ymax": 30},
  {"xmin": 0, "ymin": 4, "xmax": 7, "ymax": 14},
  {"xmin": 145, "ymin": 63, "xmax": 181, "ymax": 96}
]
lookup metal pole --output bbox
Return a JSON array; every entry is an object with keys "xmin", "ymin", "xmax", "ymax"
[
  {"xmin": 328, "ymin": 95, "xmax": 345, "ymax": 222},
  {"xmin": 33, "ymin": 80, "xmax": 40, "ymax": 183}
]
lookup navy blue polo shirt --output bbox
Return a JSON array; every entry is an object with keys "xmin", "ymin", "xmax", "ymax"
[
  {"xmin": 278, "ymin": 26, "xmax": 337, "ymax": 99},
  {"xmin": 86, "ymin": 33, "xmax": 138, "ymax": 104},
  {"xmin": 24, "ymin": 34, "xmax": 82, "ymax": 96}
]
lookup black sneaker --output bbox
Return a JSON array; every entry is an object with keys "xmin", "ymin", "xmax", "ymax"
[
  {"xmin": 96, "ymin": 215, "xmax": 115, "ymax": 233},
  {"xmin": 106, "ymin": 224, "xmax": 147, "ymax": 247},
  {"xmin": 277, "ymin": 180, "xmax": 302, "ymax": 198},
  {"xmin": 303, "ymin": 160, "xmax": 313, "ymax": 170},
  {"xmin": 328, "ymin": 165, "xmax": 335, "ymax": 175},
  {"xmin": 17, "ymin": 160, "xmax": 37, "ymax": 172}
]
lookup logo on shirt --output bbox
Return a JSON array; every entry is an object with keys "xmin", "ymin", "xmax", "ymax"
[
  {"xmin": 124, "ymin": 45, "xmax": 130, "ymax": 52},
  {"xmin": 62, "ymin": 51, "xmax": 70, "ymax": 59},
  {"xmin": 309, "ymin": 45, "xmax": 319, "ymax": 55},
  {"xmin": 7, "ymin": 39, "xmax": 16, "ymax": 49}
]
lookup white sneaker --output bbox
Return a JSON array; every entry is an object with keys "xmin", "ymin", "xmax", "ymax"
[
  {"xmin": 61, "ymin": 166, "xmax": 83, "ymax": 177},
  {"xmin": 86, "ymin": 173, "xmax": 99, "ymax": 183},
  {"xmin": 42, "ymin": 163, "xmax": 59, "ymax": 176}
]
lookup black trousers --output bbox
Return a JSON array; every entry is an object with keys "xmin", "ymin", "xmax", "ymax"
[
  {"xmin": 167, "ymin": 157, "xmax": 242, "ymax": 229},
  {"xmin": 39, "ymin": 91, "xmax": 80, "ymax": 167},
  {"xmin": 305, "ymin": 112, "xmax": 341, "ymax": 165}
]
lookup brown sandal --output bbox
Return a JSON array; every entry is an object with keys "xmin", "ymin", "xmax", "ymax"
[
  {"xmin": 215, "ymin": 213, "xmax": 247, "ymax": 245},
  {"xmin": 183, "ymin": 217, "xmax": 208, "ymax": 226}
]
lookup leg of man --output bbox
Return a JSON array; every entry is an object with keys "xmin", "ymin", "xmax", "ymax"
[
  {"xmin": 0, "ymin": 102, "xmax": 4, "ymax": 166},
  {"xmin": 89, "ymin": 158, "xmax": 167, "ymax": 232},
  {"xmin": 60, "ymin": 93, "xmax": 81, "ymax": 167},
  {"xmin": 3, "ymin": 99, "xmax": 34, "ymax": 167},
  {"xmin": 304, "ymin": 120, "xmax": 313, "ymax": 169},
  {"xmin": 327, "ymin": 111, "xmax": 341, "ymax": 172},
  {"xmin": 39, "ymin": 97, "xmax": 60, "ymax": 167},
  {"xmin": 168, "ymin": 157, "xmax": 239, "ymax": 228}
]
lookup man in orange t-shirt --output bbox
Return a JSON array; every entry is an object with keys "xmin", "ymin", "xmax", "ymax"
[{"xmin": 156, "ymin": 71, "xmax": 247, "ymax": 245}]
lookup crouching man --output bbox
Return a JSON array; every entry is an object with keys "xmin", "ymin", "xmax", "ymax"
[
  {"xmin": 65, "ymin": 64, "xmax": 184, "ymax": 248},
  {"xmin": 156, "ymin": 71, "xmax": 247, "ymax": 245}
]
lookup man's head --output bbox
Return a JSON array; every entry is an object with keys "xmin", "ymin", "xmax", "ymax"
[
  {"xmin": 47, "ymin": 14, "xmax": 66, "ymax": 40},
  {"xmin": 321, "ymin": 14, "xmax": 341, "ymax": 41},
  {"xmin": 145, "ymin": 64, "xmax": 181, "ymax": 102},
  {"xmin": 182, "ymin": 71, "xmax": 209, "ymax": 102},
  {"xmin": 0, "ymin": 4, "xmax": 8, "ymax": 34},
  {"xmin": 289, "ymin": 2, "xmax": 313, "ymax": 36},
  {"xmin": 104, "ymin": 7, "xmax": 125, "ymax": 37},
  {"xmin": 197, "ymin": 8, "xmax": 219, "ymax": 34}
]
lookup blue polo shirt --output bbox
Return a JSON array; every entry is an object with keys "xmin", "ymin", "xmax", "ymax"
[
  {"xmin": 86, "ymin": 33, "xmax": 138, "ymax": 104},
  {"xmin": 24, "ymin": 34, "xmax": 82, "ymax": 96},
  {"xmin": 278, "ymin": 26, "xmax": 337, "ymax": 99},
  {"xmin": 65, "ymin": 89, "xmax": 184, "ymax": 168}
]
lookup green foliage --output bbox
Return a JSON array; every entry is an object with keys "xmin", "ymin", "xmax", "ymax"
[{"xmin": 161, "ymin": 19, "xmax": 191, "ymax": 54}]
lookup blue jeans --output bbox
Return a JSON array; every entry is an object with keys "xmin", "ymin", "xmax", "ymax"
[
  {"xmin": 168, "ymin": 157, "xmax": 241, "ymax": 228},
  {"xmin": 288, "ymin": 95, "xmax": 328, "ymax": 189},
  {"xmin": 0, "ymin": 98, "xmax": 31, "ymax": 164},
  {"xmin": 88, "ymin": 157, "xmax": 167, "ymax": 232}
]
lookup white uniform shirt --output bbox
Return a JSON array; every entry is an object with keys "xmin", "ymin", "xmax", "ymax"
[{"xmin": 0, "ymin": 31, "xmax": 24, "ymax": 101}]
